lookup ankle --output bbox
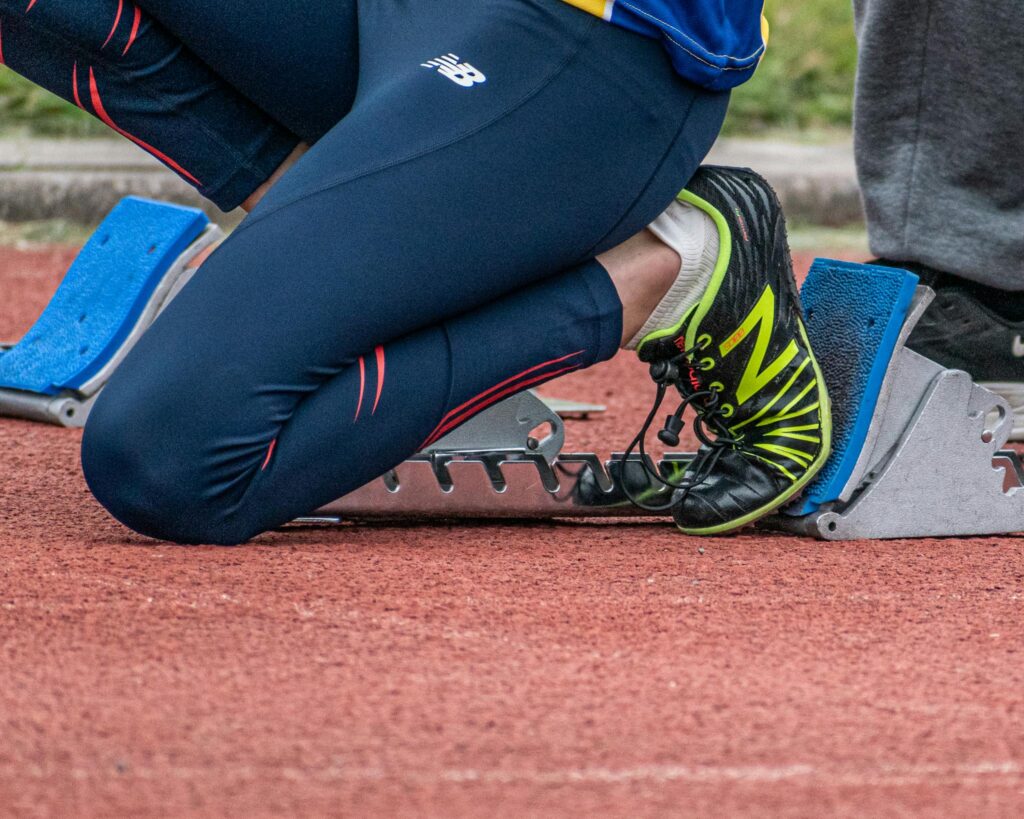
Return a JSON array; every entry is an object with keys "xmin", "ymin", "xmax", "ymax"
[
  {"xmin": 600, "ymin": 230, "xmax": 681, "ymax": 347},
  {"xmin": 604, "ymin": 200, "xmax": 720, "ymax": 349}
]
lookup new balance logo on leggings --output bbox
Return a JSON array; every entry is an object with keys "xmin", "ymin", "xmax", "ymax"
[{"xmin": 421, "ymin": 54, "xmax": 487, "ymax": 87}]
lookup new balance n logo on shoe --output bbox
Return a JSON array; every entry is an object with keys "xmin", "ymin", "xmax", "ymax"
[
  {"xmin": 720, "ymin": 285, "xmax": 799, "ymax": 407},
  {"xmin": 1012, "ymin": 335, "xmax": 1024, "ymax": 358},
  {"xmin": 421, "ymin": 54, "xmax": 487, "ymax": 88}
]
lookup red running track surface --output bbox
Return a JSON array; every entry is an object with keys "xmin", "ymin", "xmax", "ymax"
[{"xmin": 2, "ymin": 246, "xmax": 1023, "ymax": 817}]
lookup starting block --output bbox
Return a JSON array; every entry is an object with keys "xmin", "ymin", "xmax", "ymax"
[
  {"xmin": 4, "ymin": 197, "xmax": 1023, "ymax": 539},
  {"xmin": 0, "ymin": 197, "xmax": 222, "ymax": 426},
  {"xmin": 769, "ymin": 261, "xmax": 1024, "ymax": 540}
]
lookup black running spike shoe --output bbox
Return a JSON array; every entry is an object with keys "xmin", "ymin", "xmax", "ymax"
[{"xmin": 625, "ymin": 166, "xmax": 832, "ymax": 535}]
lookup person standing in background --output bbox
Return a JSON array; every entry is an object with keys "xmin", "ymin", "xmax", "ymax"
[{"xmin": 853, "ymin": 0, "xmax": 1024, "ymax": 436}]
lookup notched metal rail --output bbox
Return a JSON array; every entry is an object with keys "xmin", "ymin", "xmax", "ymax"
[
  {"xmin": 309, "ymin": 452, "xmax": 694, "ymax": 522},
  {"xmin": 310, "ymin": 444, "xmax": 1024, "ymax": 533}
]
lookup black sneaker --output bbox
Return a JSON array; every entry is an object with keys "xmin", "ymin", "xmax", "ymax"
[
  {"xmin": 627, "ymin": 166, "xmax": 832, "ymax": 534},
  {"xmin": 874, "ymin": 259, "xmax": 1024, "ymax": 440}
]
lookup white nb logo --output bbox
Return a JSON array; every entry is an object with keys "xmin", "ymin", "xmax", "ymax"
[
  {"xmin": 1013, "ymin": 335, "xmax": 1024, "ymax": 358},
  {"xmin": 421, "ymin": 54, "xmax": 487, "ymax": 88}
]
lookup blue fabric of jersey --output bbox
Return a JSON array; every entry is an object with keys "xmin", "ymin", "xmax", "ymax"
[{"xmin": 608, "ymin": 0, "xmax": 766, "ymax": 90}]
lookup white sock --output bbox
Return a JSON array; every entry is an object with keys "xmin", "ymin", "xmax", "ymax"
[{"xmin": 624, "ymin": 200, "xmax": 720, "ymax": 351}]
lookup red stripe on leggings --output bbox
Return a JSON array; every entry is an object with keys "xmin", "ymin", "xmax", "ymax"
[
  {"xmin": 372, "ymin": 346, "xmax": 386, "ymax": 414},
  {"xmin": 25, "ymin": 0, "xmax": 37, "ymax": 12},
  {"xmin": 354, "ymin": 356, "xmax": 366, "ymax": 422},
  {"xmin": 71, "ymin": 62, "xmax": 84, "ymax": 109},
  {"xmin": 421, "ymin": 350, "xmax": 584, "ymax": 446},
  {"xmin": 88, "ymin": 66, "xmax": 202, "ymax": 185},
  {"xmin": 0, "ymin": 20, "xmax": 5, "ymax": 65},
  {"xmin": 424, "ymin": 363, "xmax": 583, "ymax": 448},
  {"xmin": 261, "ymin": 438, "xmax": 277, "ymax": 471},
  {"xmin": 122, "ymin": 5, "xmax": 141, "ymax": 55},
  {"xmin": 102, "ymin": 0, "xmax": 123, "ymax": 49}
]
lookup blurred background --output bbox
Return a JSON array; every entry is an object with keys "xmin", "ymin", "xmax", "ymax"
[
  {"xmin": 0, "ymin": 0, "xmax": 857, "ymax": 138},
  {"xmin": 726, "ymin": 0, "xmax": 856, "ymax": 137},
  {"xmin": 0, "ymin": 0, "xmax": 862, "ymax": 249}
]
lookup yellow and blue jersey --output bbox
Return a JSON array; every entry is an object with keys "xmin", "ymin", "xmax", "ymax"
[{"xmin": 563, "ymin": 0, "xmax": 768, "ymax": 90}]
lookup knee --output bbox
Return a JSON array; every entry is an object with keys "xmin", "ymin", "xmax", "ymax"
[{"xmin": 81, "ymin": 387, "xmax": 250, "ymax": 546}]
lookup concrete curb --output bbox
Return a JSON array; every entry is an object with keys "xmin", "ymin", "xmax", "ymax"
[
  {"xmin": 0, "ymin": 136, "xmax": 861, "ymax": 229},
  {"xmin": 0, "ymin": 138, "xmax": 243, "ymax": 228}
]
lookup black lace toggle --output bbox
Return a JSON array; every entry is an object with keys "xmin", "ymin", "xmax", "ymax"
[
  {"xmin": 648, "ymin": 359, "xmax": 680, "ymax": 385},
  {"xmin": 658, "ymin": 408, "xmax": 685, "ymax": 446},
  {"xmin": 622, "ymin": 343, "xmax": 744, "ymax": 513}
]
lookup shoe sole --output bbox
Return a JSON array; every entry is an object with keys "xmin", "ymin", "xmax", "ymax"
[{"xmin": 651, "ymin": 183, "xmax": 834, "ymax": 536}]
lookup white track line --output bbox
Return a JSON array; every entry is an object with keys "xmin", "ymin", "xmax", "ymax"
[{"xmin": 3, "ymin": 761, "xmax": 1021, "ymax": 787}]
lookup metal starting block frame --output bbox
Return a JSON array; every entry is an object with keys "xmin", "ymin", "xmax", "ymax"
[
  {"xmin": 310, "ymin": 388, "xmax": 677, "ymax": 522},
  {"xmin": 767, "ymin": 285, "xmax": 1024, "ymax": 539},
  {"xmin": 311, "ymin": 388, "xmax": 682, "ymax": 522}
]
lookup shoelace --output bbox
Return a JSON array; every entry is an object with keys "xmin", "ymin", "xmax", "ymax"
[{"xmin": 623, "ymin": 347, "xmax": 742, "ymax": 513}]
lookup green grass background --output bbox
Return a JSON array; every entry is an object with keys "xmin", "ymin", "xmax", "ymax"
[{"xmin": 0, "ymin": 0, "xmax": 856, "ymax": 137}]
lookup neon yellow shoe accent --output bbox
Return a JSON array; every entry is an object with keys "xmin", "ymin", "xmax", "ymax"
[
  {"xmin": 719, "ymin": 285, "xmax": 799, "ymax": 406},
  {"xmin": 768, "ymin": 423, "xmax": 819, "ymax": 434},
  {"xmin": 755, "ymin": 442, "xmax": 813, "ymax": 467},
  {"xmin": 762, "ymin": 377, "xmax": 818, "ymax": 420},
  {"xmin": 752, "ymin": 453, "xmax": 797, "ymax": 482},
  {"xmin": 728, "ymin": 358, "xmax": 811, "ymax": 433},
  {"xmin": 767, "ymin": 431, "xmax": 821, "ymax": 443},
  {"xmin": 757, "ymin": 400, "xmax": 820, "ymax": 428}
]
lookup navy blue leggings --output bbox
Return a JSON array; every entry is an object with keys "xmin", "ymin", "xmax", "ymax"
[{"xmin": 0, "ymin": 0, "xmax": 728, "ymax": 543}]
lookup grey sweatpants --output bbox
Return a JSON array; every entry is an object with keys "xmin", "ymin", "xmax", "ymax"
[{"xmin": 853, "ymin": 0, "xmax": 1024, "ymax": 288}]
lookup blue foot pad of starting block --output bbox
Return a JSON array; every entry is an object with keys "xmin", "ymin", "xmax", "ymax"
[
  {"xmin": 791, "ymin": 259, "xmax": 920, "ymax": 515},
  {"xmin": 0, "ymin": 197, "xmax": 208, "ymax": 395}
]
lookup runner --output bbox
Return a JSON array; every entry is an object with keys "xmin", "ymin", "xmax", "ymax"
[{"xmin": 0, "ymin": 0, "xmax": 829, "ymax": 543}]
